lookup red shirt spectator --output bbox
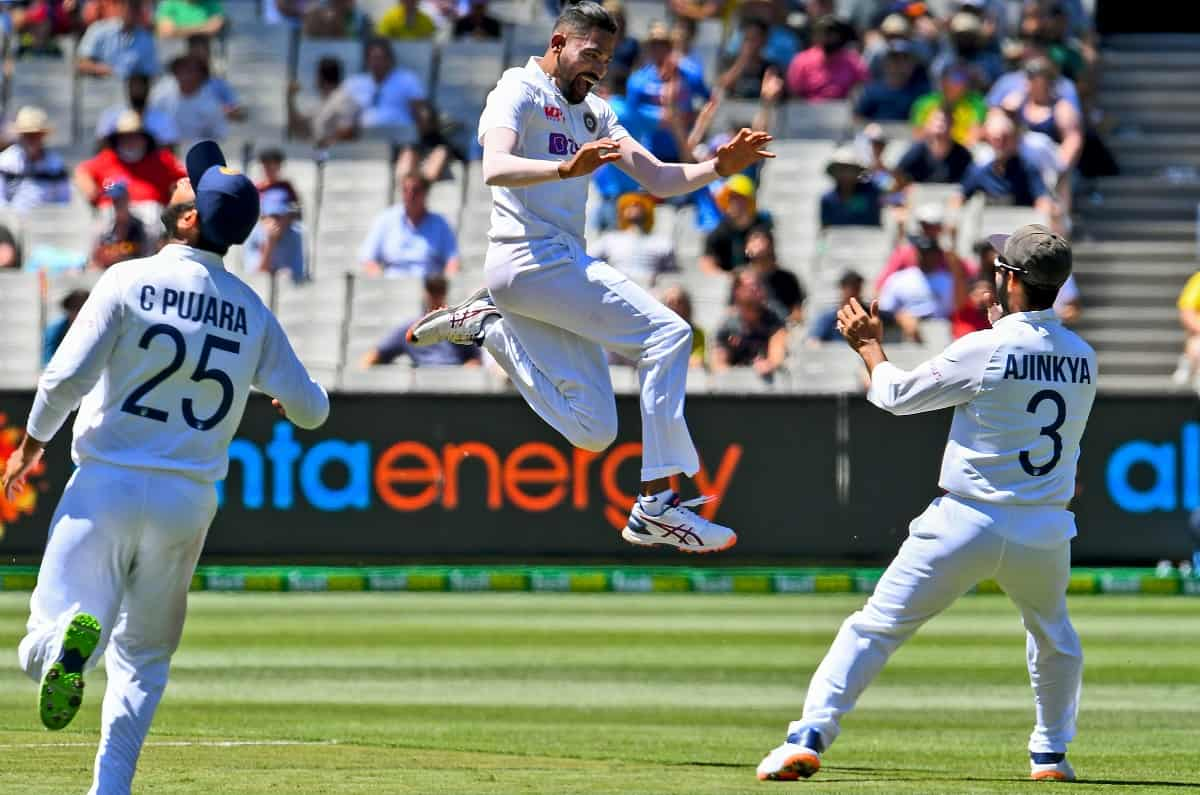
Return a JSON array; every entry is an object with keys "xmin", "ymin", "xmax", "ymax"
[
  {"xmin": 951, "ymin": 278, "xmax": 996, "ymax": 338},
  {"xmin": 785, "ymin": 16, "xmax": 867, "ymax": 101},
  {"xmin": 74, "ymin": 111, "xmax": 186, "ymax": 207}
]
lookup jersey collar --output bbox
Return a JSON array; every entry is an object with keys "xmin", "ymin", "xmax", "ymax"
[
  {"xmin": 526, "ymin": 57, "xmax": 566, "ymax": 102},
  {"xmin": 161, "ymin": 243, "xmax": 227, "ymax": 271},
  {"xmin": 995, "ymin": 308, "xmax": 1059, "ymax": 327}
]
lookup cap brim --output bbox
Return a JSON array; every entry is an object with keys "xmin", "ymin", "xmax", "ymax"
[
  {"xmin": 186, "ymin": 140, "xmax": 227, "ymax": 190},
  {"xmin": 987, "ymin": 233, "xmax": 1012, "ymax": 264}
]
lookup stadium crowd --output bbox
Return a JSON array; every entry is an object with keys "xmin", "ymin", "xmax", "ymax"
[{"xmin": 0, "ymin": 0, "xmax": 1115, "ymax": 388}]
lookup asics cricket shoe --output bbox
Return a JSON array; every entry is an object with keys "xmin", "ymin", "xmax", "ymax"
[
  {"xmin": 407, "ymin": 286, "xmax": 500, "ymax": 346},
  {"xmin": 757, "ymin": 728, "xmax": 824, "ymax": 781},
  {"xmin": 39, "ymin": 613, "xmax": 101, "ymax": 731},
  {"xmin": 1030, "ymin": 752, "xmax": 1075, "ymax": 782},
  {"xmin": 621, "ymin": 492, "xmax": 737, "ymax": 553}
]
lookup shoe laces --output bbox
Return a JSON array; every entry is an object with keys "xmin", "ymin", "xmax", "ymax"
[{"xmin": 666, "ymin": 494, "xmax": 715, "ymax": 518}]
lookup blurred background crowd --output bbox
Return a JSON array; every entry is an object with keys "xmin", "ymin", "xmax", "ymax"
[{"xmin": 0, "ymin": 0, "xmax": 1192, "ymax": 396}]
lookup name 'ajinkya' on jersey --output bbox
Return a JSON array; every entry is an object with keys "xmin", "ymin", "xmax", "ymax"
[
  {"xmin": 27, "ymin": 244, "xmax": 329, "ymax": 483},
  {"xmin": 867, "ymin": 308, "xmax": 1097, "ymax": 510},
  {"xmin": 477, "ymin": 58, "xmax": 628, "ymax": 246}
]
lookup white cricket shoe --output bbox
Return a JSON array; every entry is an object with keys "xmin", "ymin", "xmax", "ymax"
[
  {"xmin": 1030, "ymin": 754, "xmax": 1075, "ymax": 782},
  {"xmin": 407, "ymin": 287, "xmax": 500, "ymax": 347},
  {"xmin": 621, "ymin": 493, "xmax": 737, "ymax": 553},
  {"xmin": 756, "ymin": 729, "xmax": 823, "ymax": 781}
]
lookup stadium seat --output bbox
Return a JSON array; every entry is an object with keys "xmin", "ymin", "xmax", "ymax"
[
  {"xmin": 391, "ymin": 40, "xmax": 436, "ymax": 91},
  {"xmin": 339, "ymin": 363, "xmax": 415, "ymax": 393},
  {"xmin": 7, "ymin": 50, "xmax": 74, "ymax": 147},
  {"xmin": 0, "ymin": 271, "xmax": 44, "ymax": 378},
  {"xmin": 790, "ymin": 343, "xmax": 864, "ymax": 394},
  {"xmin": 779, "ymin": 101, "xmax": 851, "ymax": 140},
  {"xmin": 707, "ymin": 367, "xmax": 790, "ymax": 394},
  {"xmin": 433, "ymin": 40, "xmax": 504, "ymax": 151},
  {"xmin": 75, "ymin": 77, "xmax": 126, "ymax": 145},
  {"xmin": 409, "ymin": 365, "xmax": 499, "ymax": 393}
]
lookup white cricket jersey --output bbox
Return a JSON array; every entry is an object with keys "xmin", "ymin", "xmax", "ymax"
[
  {"xmin": 28, "ymin": 244, "xmax": 329, "ymax": 482},
  {"xmin": 868, "ymin": 309, "xmax": 1096, "ymax": 531},
  {"xmin": 477, "ymin": 57, "xmax": 628, "ymax": 247}
]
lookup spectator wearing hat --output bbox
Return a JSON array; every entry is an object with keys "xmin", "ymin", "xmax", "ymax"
[
  {"xmin": 873, "ymin": 203, "xmax": 970, "ymax": 291},
  {"xmin": 590, "ymin": 193, "xmax": 677, "ymax": 285},
  {"xmin": 700, "ymin": 175, "xmax": 772, "ymax": 274},
  {"xmin": 745, "ymin": 224, "xmax": 806, "ymax": 323},
  {"xmin": 375, "ymin": 0, "xmax": 436, "ymax": 40},
  {"xmin": 929, "ymin": 11, "xmax": 1003, "ymax": 92},
  {"xmin": 362, "ymin": 275, "xmax": 481, "ymax": 368},
  {"xmin": 810, "ymin": 270, "xmax": 864, "ymax": 343},
  {"xmin": 255, "ymin": 148, "xmax": 301, "ymax": 208},
  {"xmin": 0, "ymin": 107, "xmax": 71, "ymax": 211},
  {"xmin": 894, "ymin": 106, "xmax": 973, "ymax": 187},
  {"xmin": 878, "ymin": 232, "xmax": 969, "ymax": 341},
  {"xmin": 187, "ymin": 34, "xmax": 244, "ymax": 120},
  {"xmin": 287, "ymin": 56, "xmax": 361, "ymax": 147},
  {"xmin": 626, "ymin": 21, "xmax": 710, "ymax": 163},
  {"xmin": 303, "ymin": 0, "xmax": 372, "ymax": 38},
  {"xmin": 74, "ymin": 111, "xmax": 187, "ymax": 208},
  {"xmin": 453, "ymin": 0, "xmax": 501, "ymax": 40},
  {"xmin": 95, "ymin": 72, "xmax": 179, "ymax": 146},
  {"xmin": 661, "ymin": 285, "xmax": 707, "ymax": 369},
  {"xmin": 954, "ymin": 113, "xmax": 1054, "ymax": 217},
  {"xmin": 155, "ymin": 0, "xmax": 225, "ymax": 38},
  {"xmin": 360, "ymin": 173, "xmax": 458, "ymax": 278},
  {"xmin": 88, "ymin": 180, "xmax": 150, "ymax": 270},
  {"xmin": 243, "ymin": 188, "xmax": 306, "ymax": 283},
  {"xmin": 854, "ymin": 39, "xmax": 929, "ymax": 122},
  {"xmin": 785, "ymin": 15, "xmax": 867, "ymax": 101},
  {"xmin": 43, "ymin": 289, "xmax": 91, "ymax": 365},
  {"xmin": 149, "ymin": 55, "xmax": 229, "ymax": 142},
  {"xmin": 820, "ymin": 147, "xmax": 881, "ymax": 228},
  {"xmin": 713, "ymin": 269, "xmax": 788, "ymax": 378},
  {"xmin": 909, "ymin": 62, "xmax": 986, "ymax": 147},
  {"xmin": 864, "ymin": 13, "xmax": 935, "ymax": 76},
  {"xmin": 860, "ymin": 124, "xmax": 900, "ymax": 201},
  {"xmin": 76, "ymin": 0, "xmax": 158, "ymax": 78}
]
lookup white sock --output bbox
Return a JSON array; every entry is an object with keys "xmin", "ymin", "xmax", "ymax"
[{"xmin": 638, "ymin": 489, "xmax": 675, "ymax": 516}]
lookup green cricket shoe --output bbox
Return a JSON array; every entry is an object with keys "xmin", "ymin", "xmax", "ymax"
[{"xmin": 39, "ymin": 613, "xmax": 101, "ymax": 731}]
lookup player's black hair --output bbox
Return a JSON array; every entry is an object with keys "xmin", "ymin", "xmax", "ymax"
[
  {"xmin": 554, "ymin": 0, "xmax": 618, "ymax": 36},
  {"xmin": 162, "ymin": 200, "xmax": 230, "ymax": 256},
  {"xmin": 1022, "ymin": 280, "xmax": 1060, "ymax": 311}
]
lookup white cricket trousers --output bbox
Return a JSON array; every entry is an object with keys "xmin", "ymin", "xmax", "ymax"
[
  {"xmin": 18, "ymin": 460, "xmax": 217, "ymax": 795},
  {"xmin": 795, "ymin": 494, "xmax": 1082, "ymax": 755},
  {"xmin": 483, "ymin": 238, "xmax": 700, "ymax": 481}
]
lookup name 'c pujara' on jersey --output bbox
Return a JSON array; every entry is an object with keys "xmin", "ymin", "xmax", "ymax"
[{"xmin": 138, "ymin": 285, "xmax": 249, "ymax": 336}]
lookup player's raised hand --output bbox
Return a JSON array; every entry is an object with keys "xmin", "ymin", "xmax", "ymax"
[
  {"xmin": 714, "ymin": 128, "xmax": 775, "ymax": 177},
  {"xmin": 837, "ymin": 298, "xmax": 884, "ymax": 351},
  {"xmin": 557, "ymin": 139, "xmax": 623, "ymax": 180},
  {"xmin": 1, "ymin": 438, "xmax": 43, "ymax": 503}
]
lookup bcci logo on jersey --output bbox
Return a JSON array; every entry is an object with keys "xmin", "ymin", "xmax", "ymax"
[
  {"xmin": 549, "ymin": 133, "xmax": 580, "ymax": 156},
  {"xmin": 0, "ymin": 412, "xmax": 45, "ymax": 540}
]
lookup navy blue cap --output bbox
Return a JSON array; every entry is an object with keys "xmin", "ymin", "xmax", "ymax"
[{"xmin": 185, "ymin": 140, "xmax": 259, "ymax": 250}]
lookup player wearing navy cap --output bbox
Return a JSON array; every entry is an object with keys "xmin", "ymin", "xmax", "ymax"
[{"xmin": 2, "ymin": 141, "xmax": 329, "ymax": 794}]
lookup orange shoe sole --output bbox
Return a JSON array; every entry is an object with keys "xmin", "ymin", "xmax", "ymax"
[
  {"xmin": 757, "ymin": 751, "xmax": 820, "ymax": 781},
  {"xmin": 1030, "ymin": 770, "xmax": 1071, "ymax": 782}
]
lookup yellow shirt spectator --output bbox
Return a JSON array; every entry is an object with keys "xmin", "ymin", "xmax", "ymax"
[
  {"xmin": 1179, "ymin": 272, "xmax": 1200, "ymax": 312},
  {"xmin": 376, "ymin": 1, "xmax": 437, "ymax": 40}
]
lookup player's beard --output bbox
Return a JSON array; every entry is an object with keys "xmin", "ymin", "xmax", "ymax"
[{"xmin": 561, "ymin": 66, "xmax": 598, "ymax": 104}]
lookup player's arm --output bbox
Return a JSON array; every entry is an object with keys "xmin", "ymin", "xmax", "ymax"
[
  {"xmin": 254, "ymin": 312, "xmax": 331, "ymax": 430},
  {"xmin": 838, "ymin": 298, "xmax": 989, "ymax": 415},
  {"xmin": 481, "ymin": 127, "xmax": 622, "ymax": 187},
  {"xmin": 615, "ymin": 128, "xmax": 774, "ymax": 199}
]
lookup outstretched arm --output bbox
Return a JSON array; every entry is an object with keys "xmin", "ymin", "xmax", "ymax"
[
  {"xmin": 616, "ymin": 128, "xmax": 774, "ymax": 198},
  {"xmin": 481, "ymin": 127, "xmax": 622, "ymax": 188}
]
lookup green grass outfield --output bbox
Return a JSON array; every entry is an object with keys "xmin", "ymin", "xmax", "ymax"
[{"xmin": 1, "ymin": 593, "xmax": 1198, "ymax": 794}]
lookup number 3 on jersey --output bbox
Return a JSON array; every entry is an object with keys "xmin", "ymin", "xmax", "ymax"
[
  {"xmin": 1020, "ymin": 389, "xmax": 1065, "ymax": 477},
  {"xmin": 121, "ymin": 323, "xmax": 240, "ymax": 431}
]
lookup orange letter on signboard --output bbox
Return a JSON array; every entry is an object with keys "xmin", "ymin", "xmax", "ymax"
[
  {"xmin": 442, "ymin": 442, "xmax": 503, "ymax": 509},
  {"xmin": 503, "ymin": 442, "xmax": 569, "ymax": 512},
  {"xmin": 375, "ymin": 441, "xmax": 441, "ymax": 511},
  {"xmin": 600, "ymin": 442, "xmax": 642, "ymax": 530},
  {"xmin": 692, "ymin": 445, "xmax": 743, "ymax": 519}
]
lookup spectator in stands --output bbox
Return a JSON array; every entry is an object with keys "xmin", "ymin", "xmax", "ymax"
[
  {"xmin": 76, "ymin": 0, "xmax": 158, "ymax": 78},
  {"xmin": 864, "ymin": 13, "xmax": 935, "ymax": 76},
  {"xmin": 12, "ymin": 0, "xmax": 78, "ymax": 55},
  {"xmin": 854, "ymin": 40, "xmax": 928, "ymax": 122},
  {"xmin": 0, "ymin": 223, "xmax": 21, "ymax": 269},
  {"xmin": 360, "ymin": 174, "xmax": 458, "ymax": 277},
  {"xmin": 713, "ymin": 269, "xmax": 788, "ymax": 378},
  {"xmin": 661, "ymin": 285, "xmax": 707, "ymax": 369},
  {"xmin": 244, "ymin": 188, "xmax": 306, "ymax": 283},
  {"xmin": 149, "ymin": 55, "xmax": 229, "ymax": 142},
  {"xmin": 255, "ymin": 148, "xmax": 301, "ymax": 207},
  {"xmin": 261, "ymin": 0, "xmax": 311, "ymax": 26},
  {"xmin": 670, "ymin": 18, "xmax": 703, "ymax": 75},
  {"xmin": 809, "ymin": 270, "xmax": 864, "ymax": 343},
  {"xmin": 155, "ymin": 0, "xmax": 225, "ymax": 38},
  {"xmin": 96, "ymin": 72, "xmax": 179, "ymax": 146},
  {"xmin": 785, "ymin": 15, "xmax": 867, "ymax": 101},
  {"xmin": 873, "ymin": 203, "xmax": 955, "ymax": 291},
  {"xmin": 998, "ymin": 57, "xmax": 1083, "ymax": 175},
  {"xmin": 43, "ymin": 289, "xmax": 90, "ymax": 365},
  {"xmin": 745, "ymin": 225, "xmax": 805, "ymax": 323},
  {"xmin": 819, "ymin": 147, "xmax": 881, "ymax": 228},
  {"xmin": 453, "ymin": 0, "xmax": 501, "ymax": 40},
  {"xmin": 590, "ymin": 193, "xmax": 677, "ymax": 285},
  {"xmin": 953, "ymin": 113, "xmax": 1053, "ymax": 216},
  {"xmin": 1054, "ymin": 274, "xmax": 1081, "ymax": 324},
  {"xmin": 930, "ymin": 11, "xmax": 1003, "ymax": 92},
  {"xmin": 722, "ymin": 0, "xmax": 799, "ymax": 74},
  {"xmin": 74, "ymin": 111, "xmax": 186, "ymax": 208},
  {"xmin": 82, "ymin": 0, "xmax": 154, "ymax": 26},
  {"xmin": 361, "ymin": 275, "xmax": 481, "ymax": 367},
  {"xmin": 376, "ymin": 0, "xmax": 436, "ymax": 39},
  {"xmin": 1023, "ymin": 0, "xmax": 1089, "ymax": 83},
  {"xmin": 599, "ymin": 0, "xmax": 639, "ymax": 81},
  {"xmin": 1174, "ymin": 270, "xmax": 1200, "ymax": 388},
  {"xmin": 0, "ymin": 107, "xmax": 71, "ymax": 211},
  {"xmin": 626, "ymin": 21, "xmax": 710, "ymax": 163},
  {"xmin": 987, "ymin": 40, "xmax": 1081, "ymax": 114},
  {"xmin": 303, "ymin": 0, "xmax": 371, "ymax": 38},
  {"xmin": 894, "ymin": 107, "xmax": 972, "ymax": 188},
  {"xmin": 668, "ymin": 0, "xmax": 737, "ymax": 23},
  {"xmin": 187, "ymin": 35, "xmax": 244, "ymax": 121},
  {"xmin": 951, "ymin": 275, "xmax": 996, "ymax": 338},
  {"xmin": 909, "ymin": 62, "xmax": 985, "ymax": 147},
  {"xmin": 88, "ymin": 180, "xmax": 150, "ymax": 270},
  {"xmin": 718, "ymin": 17, "xmax": 781, "ymax": 101},
  {"xmin": 700, "ymin": 175, "xmax": 772, "ymax": 274},
  {"xmin": 287, "ymin": 56, "xmax": 360, "ymax": 147},
  {"xmin": 877, "ymin": 233, "xmax": 967, "ymax": 341}
]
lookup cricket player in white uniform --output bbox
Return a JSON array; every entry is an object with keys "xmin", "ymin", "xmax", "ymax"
[
  {"xmin": 409, "ymin": 0, "xmax": 773, "ymax": 552},
  {"xmin": 1, "ymin": 141, "xmax": 329, "ymax": 795},
  {"xmin": 757, "ymin": 225, "xmax": 1096, "ymax": 783}
]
